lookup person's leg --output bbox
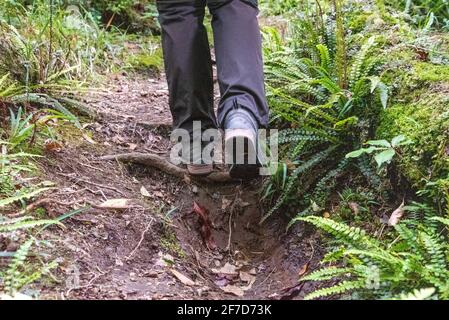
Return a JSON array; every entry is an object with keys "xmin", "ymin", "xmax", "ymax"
[
  {"xmin": 157, "ymin": 0, "xmax": 217, "ymax": 134},
  {"xmin": 208, "ymin": 0, "xmax": 269, "ymax": 178},
  {"xmin": 207, "ymin": 0, "xmax": 269, "ymax": 129}
]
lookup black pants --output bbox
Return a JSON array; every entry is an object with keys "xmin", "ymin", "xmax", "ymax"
[{"xmin": 157, "ymin": 0, "xmax": 269, "ymax": 134}]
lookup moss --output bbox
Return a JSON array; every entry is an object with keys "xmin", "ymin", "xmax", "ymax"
[
  {"xmin": 160, "ymin": 225, "xmax": 186, "ymax": 259},
  {"xmin": 126, "ymin": 49, "xmax": 163, "ymax": 73},
  {"xmin": 413, "ymin": 62, "xmax": 449, "ymax": 82},
  {"xmin": 376, "ymin": 99, "xmax": 449, "ymax": 187},
  {"xmin": 348, "ymin": 13, "xmax": 371, "ymax": 33}
]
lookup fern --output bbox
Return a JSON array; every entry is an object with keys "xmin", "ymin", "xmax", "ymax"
[
  {"xmin": 300, "ymin": 215, "xmax": 449, "ymax": 299},
  {"xmin": 349, "ymin": 37, "xmax": 377, "ymax": 89},
  {"xmin": 302, "ymin": 267, "xmax": 352, "ymax": 281},
  {"xmin": 0, "ymin": 187, "xmax": 51, "ymax": 208},
  {"xmin": 4, "ymin": 239, "xmax": 33, "ymax": 295},
  {"xmin": 0, "ymin": 218, "xmax": 60, "ymax": 232},
  {"xmin": 304, "ymin": 280, "xmax": 365, "ymax": 300},
  {"xmin": 295, "ymin": 216, "xmax": 376, "ymax": 246},
  {"xmin": 262, "ymin": 146, "xmax": 336, "ymax": 222},
  {"xmin": 395, "ymin": 288, "xmax": 436, "ymax": 300}
]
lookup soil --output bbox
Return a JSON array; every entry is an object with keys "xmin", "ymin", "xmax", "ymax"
[{"xmin": 35, "ymin": 72, "xmax": 323, "ymax": 300}]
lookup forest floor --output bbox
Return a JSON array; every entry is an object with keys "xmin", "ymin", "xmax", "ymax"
[{"xmin": 36, "ymin": 72, "xmax": 323, "ymax": 300}]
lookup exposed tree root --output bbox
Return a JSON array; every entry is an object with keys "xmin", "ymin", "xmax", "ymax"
[{"xmin": 100, "ymin": 152, "xmax": 234, "ymax": 183}]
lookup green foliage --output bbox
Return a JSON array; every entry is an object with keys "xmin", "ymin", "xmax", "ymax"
[
  {"xmin": 260, "ymin": 0, "xmax": 301, "ymax": 15},
  {"xmin": 3, "ymin": 239, "xmax": 34, "ymax": 295},
  {"xmin": 385, "ymin": 0, "xmax": 449, "ymax": 29},
  {"xmin": 298, "ymin": 214, "xmax": 449, "ymax": 300},
  {"xmin": 263, "ymin": 9, "xmax": 389, "ymax": 220},
  {"xmin": 346, "ymin": 135, "xmax": 412, "ymax": 169}
]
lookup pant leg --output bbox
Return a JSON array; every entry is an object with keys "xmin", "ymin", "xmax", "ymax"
[
  {"xmin": 157, "ymin": 0, "xmax": 217, "ymax": 134},
  {"xmin": 208, "ymin": 0, "xmax": 269, "ymax": 128}
]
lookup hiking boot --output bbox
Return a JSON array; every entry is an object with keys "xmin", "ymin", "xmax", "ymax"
[
  {"xmin": 223, "ymin": 107, "xmax": 261, "ymax": 179},
  {"xmin": 186, "ymin": 140, "xmax": 214, "ymax": 176}
]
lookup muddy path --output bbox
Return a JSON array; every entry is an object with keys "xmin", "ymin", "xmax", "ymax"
[{"xmin": 38, "ymin": 73, "xmax": 322, "ymax": 300}]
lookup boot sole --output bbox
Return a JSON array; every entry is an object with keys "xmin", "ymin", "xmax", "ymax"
[{"xmin": 225, "ymin": 129, "xmax": 260, "ymax": 180}]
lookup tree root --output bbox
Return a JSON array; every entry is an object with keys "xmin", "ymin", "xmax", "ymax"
[{"xmin": 100, "ymin": 152, "xmax": 234, "ymax": 183}]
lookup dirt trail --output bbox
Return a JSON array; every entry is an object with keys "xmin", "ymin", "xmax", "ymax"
[{"xmin": 39, "ymin": 73, "xmax": 321, "ymax": 300}]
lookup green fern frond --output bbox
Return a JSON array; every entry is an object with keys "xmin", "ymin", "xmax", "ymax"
[
  {"xmin": 4, "ymin": 239, "xmax": 33, "ymax": 294},
  {"xmin": 432, "ymin": 216, "xmax": 449, "ymax": 227},
  {"xmin": 0, "ymin": 218, "xmax": 61, "ymax": 232},
  {"xmin": 349, "ymin": 37, "xmax": 376, "ymax": 89},
  {"xmin": 262, "ymin": 146, "xmax": 336, "ymax": 222},
  {"xmin": 316, "ymin": 44, "xmax": 331, "ymax": 73},
  {"xmin": 420, "ymin": 231, "xmax": 447, "ymax": 277},
  {"xmin": 304, "ymin": 280, "xmax": 365, "ymax": 300},
  {"xmin": 396, "ymin": 288, "xmax": 436, "ymax": 300},
  {"xmin": 295, "ymin": 216, "xmax": 378, "ymax": 247},
  {"xmin": 0, "ymin": 187, "xmax": 51, "ymax": 208},
  {"xmin": 302, "ymin": 267, "xmax": 352, "ymax": 281}
]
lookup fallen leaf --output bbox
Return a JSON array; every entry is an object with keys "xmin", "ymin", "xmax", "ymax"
[
  {"xmin": 285, "ymin": 159, "xmax": 296, "ymax": 170},
  {"xmin": 44, "ymin": 140, "xmax": 63, "ymax": 152},
  {"xmin": 97, "ymin": 198, "xmax": 131, "ymax": 210},
  {"xmin": 211, "ymin": 262, "xmax": 238, "ymax": 276},
  {"xmin": 298, "ymin": 263, "xmax": 309, "ymax": 278},
  {"xmin": 82, "ymin": 133, "xmax": 96, "ymax": 144},
  {"xmin": 140, "ymin": 186, "xmax": 151, "ymax": 198},
  {"xmin": 222, "ymin": 198, "xmax": 233, "ymax": 210},
  {"xmin": 170, "ymin": 269, "xmax": 195, "ymax": 286},
  {"xmin": 221, "ymin": 285, "xmax": 244, "ymax": 297},
  {"xmin": 214, "ymin": 278, "xmax": 230, "ymax": 287},
  {"xmin": 239, "ymin": 271, "xmax": 256, "ymax": 290},
  {"xmin": 388, "ymin": 200, "xmax": 406, "ymax": 226},
  {"xmin": 348, "ymin": 202, "xmax": 360, "ymax": 215},
  {"xmin": 154, "ymin": 191, "xmax": 164, "ymax": 198},
  {"xmin": 0, "ymin": 293, "xmax": 33, "ymax": 300},
  {"xmin": 192, "ymin": 201, "xmax": 217, "ymax": 250}
]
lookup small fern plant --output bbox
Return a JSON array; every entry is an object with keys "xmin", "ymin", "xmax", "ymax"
[
  {"xmin": 262, "ymin": 15, "xmax": 389, "ymax": 221},
  {"xmin": 297, "ymin": 213, "xmax": 449, "ymax": 300}
]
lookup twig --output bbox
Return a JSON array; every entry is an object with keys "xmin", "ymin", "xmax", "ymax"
[
  {"xmin": 125, "ymin": 219, "xmax": 154, "ymax": 261},
  {"xmin": 8, "ymin": 198, "xmax": 78, "ymax": 218},
  {"xmin": 225, "ymin": 209, "xmax": 234, "ymax": 252},
  {"xmin": 57, "ymin": 172, "xmax": 126, "ymax": 196}
]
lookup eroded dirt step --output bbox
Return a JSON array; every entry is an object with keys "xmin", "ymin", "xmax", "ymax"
[{"xmin": 38, "ymin": 74, "xmax": 320, "ymax": 300}]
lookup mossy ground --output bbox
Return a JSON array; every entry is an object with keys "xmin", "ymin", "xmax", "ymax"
[{"xmin": 374, "ymin": 28, "xmax": 449, "ymax": 191}]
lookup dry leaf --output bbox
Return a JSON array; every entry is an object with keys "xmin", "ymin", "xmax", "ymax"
[
  {"xmin": 140, "ymin": 186, "xmax": 151, "ymax": 198},
  {"xmin": 82, "ymin": 133, "xmax": 96, "ymax": 144},
  {"xmin": 388, "ymin": 201, "xmax": 406, "ymax": 226},
  {"xmin": 97, "ymin": 198, "xmax": 131, "ymax": 210},
  {"xmin": 192, "ymin": 201, "xmax": 217, "ymax": 250},
  {"xmin": 221, "ymin": 285, "xmax": 244, "ymax": 297},
  {"xmin": 221, "ymin": 198, "xmax": 233, "ymax": 210},
  {"xmin": 298, "ymin": 263, "xmax": 309, "ymax": 278},
  {"xmin": 212, "ymin": 262, "xmax": 238, "ymax": 276},
  {"xmin": 239, "ymin": 271, "xmax": 256, "ymax": 290},
  {"xmin": 348, "ymin": 202, "xmax": 360, "ymax": 215},
  {"xmin": 0, "ymin": 293, "xmax": 33, "ymax": 300},
  {"xmin": 44, "ymin": 140, "xmax": 63, "ymax": 152},
  {"xmin": 154, "ymin": 191, "xmax": 164, "ymax": 198},
  {"xmin": 170, "ymin": 269, "xmax": 195, "ymax": 286}
]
